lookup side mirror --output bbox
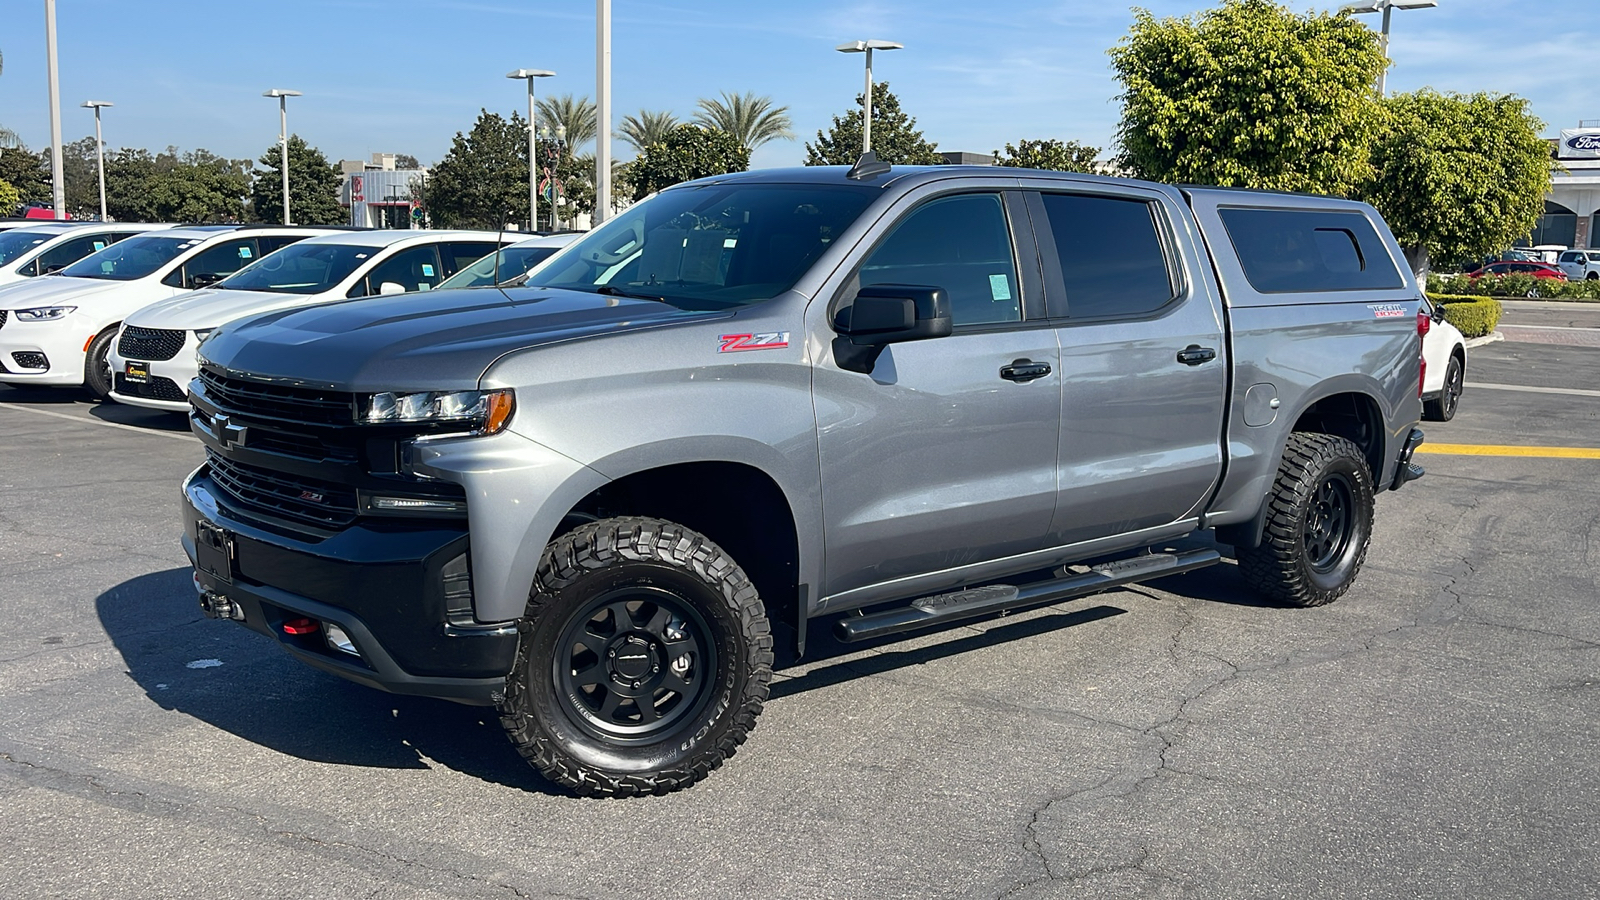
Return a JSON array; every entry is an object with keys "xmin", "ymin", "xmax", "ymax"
[
  {"xmin": 832, "ymin": 283, "xmax": 952, "ymax": 374},
  {"xmin": 378, "ymin": 281, "xmax": 407, "ymax": 296}
]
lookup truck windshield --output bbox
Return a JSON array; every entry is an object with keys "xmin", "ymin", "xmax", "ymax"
[
  {"xmin": 524, "ymin": 183, "xmax": 878, "ymax": 310},
  {"xmin": 60, "ymin": 235, "xmax": 198, "ymax": 281},
  {"xmin": 219, "ymin": 243, "xmax": 373, "ymax": 294}
]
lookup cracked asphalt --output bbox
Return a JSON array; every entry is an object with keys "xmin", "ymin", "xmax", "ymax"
[{"xmin": 1, "ymin": 303, "xmax": 1597, "ymax": 899}]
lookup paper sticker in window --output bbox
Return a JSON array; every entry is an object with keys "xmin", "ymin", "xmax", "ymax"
[
  {"xmin": 421, "ymin": 264, "xmax": 435, "ymax": 277},
  {"xmin": 989, "ymin": 274, "xmax": 1012, "ymax": 301},
  {"xmin": 239, "ymin": 247, "xmax": 252, "ymax": 259},
  {"xmin": 93, "ymin": 241, "xmax": 106, "ymax": 251}
]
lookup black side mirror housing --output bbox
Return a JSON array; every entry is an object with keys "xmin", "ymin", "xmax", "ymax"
[{"xmin": 832, "ymin": 284, "xmax": 952, "ymax": 374}]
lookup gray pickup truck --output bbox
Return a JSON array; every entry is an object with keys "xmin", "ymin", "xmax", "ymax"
[{"xmin": 181, "ymin": 162, "xmax": 1426, "ymax": 796}]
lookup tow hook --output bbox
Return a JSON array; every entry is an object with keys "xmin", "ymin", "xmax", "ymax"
[{"xmin": 199, "ymin": 590, "xmax": 243, "ymax": 621}]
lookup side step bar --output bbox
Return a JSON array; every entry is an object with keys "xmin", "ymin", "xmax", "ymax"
[{"xmin": 834, "ymin": 548, "xmax": 1222, "ymax": 643}]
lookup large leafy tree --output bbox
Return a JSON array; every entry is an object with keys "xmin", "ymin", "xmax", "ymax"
[
  {"xmin": 994, "ymin": 139, "xmax": 1101, "ymax": 173},
  {"xmin": 0, "ymin": 144, "xmax": 49, "ymax": 206},
  {"xmin": 252, "ymin": 135, "xmax": 342, "ymax": 225},
  {"xmin": 0, "ymin": 178, "xmax": 19, "ymax": 216},
  {"xmin": 535, "ymin": 94, "xmax": 598, "ymax": 153},
  {"xmin": 105, "ymin": 146, "xmax": 252, "ymax": 223},
  {"xmin": 1361, "ymin": 90, "xmax": 1553, "ymax": 273},
  {"xmin": 427, "ymin": 109, "xmax": 529, "ymax": 229},
  {"xmin": 805, "ymin": 82, "xmax": 940, "ymax": 166},
  {"xmin": 1109, "ymin": 0, "xmax": 1387, "ymax": 194},
  {"xmin": 693, "ymin": 92, "xmax": 793, "ymax": 151},
  {"xmin": 629, "ymin": 125, "xmax": 749, "ymax": 201},
  {"xmin": 618, "ymin": 109, "xmax": 680, "ymax": 154}
]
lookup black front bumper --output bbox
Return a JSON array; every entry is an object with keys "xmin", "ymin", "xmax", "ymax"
[{"xmin": 180, "ymin": 467, "xmax": 517, "ymax": 706}]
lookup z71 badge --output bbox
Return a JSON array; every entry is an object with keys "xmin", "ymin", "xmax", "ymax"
[{"xmin": 718, "ymin": 332, "xmax": 790, "ymax": 353}]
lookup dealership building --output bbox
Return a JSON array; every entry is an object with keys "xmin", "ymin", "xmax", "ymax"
[{"xmin": 1531, "ymin": 125, "xmax": 1600, "ymax": 249}]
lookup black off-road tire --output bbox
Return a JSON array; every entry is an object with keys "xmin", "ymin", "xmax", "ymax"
[
  {"xmin": 83, "ymin": 327, "xmax": 118, "ymax": 400},
  {"xmin": 1423, "ymin": 354, "xmax": 1463, "ymax": 422},
  {"xmin": 1237, "ymin": 433, "xmax": 1375, "ymax": 608},
  {"xmin": 498, "ymin": 516, "xmax": 772, "ymax": 797}
]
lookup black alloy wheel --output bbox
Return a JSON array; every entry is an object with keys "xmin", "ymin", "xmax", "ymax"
[
  {"xmin": 1303, "ymin": 474, "xmax": 1353, "ymax": 573},
  {"xmin": 83, "ymin": 327, "xmax": 118, "ymax": 400},
  {"xmin": 1424, "ymin": 355, "xmax": 1463, "ymax": 422}
]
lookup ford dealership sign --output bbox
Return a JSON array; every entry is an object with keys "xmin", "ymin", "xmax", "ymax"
[{"xmin": 1560, "ymin": 129, "xmax": 1600, "ymax": 159}]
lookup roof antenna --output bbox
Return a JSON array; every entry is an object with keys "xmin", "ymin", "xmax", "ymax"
[{"xmin": 847, "ymin": 151, "xmax": 891, "ymax": 181}]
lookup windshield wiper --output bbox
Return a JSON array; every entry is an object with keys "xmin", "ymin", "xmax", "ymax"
[{"xmin": 594, "ymin": 285, "xmax": 670, "ymax": 304}]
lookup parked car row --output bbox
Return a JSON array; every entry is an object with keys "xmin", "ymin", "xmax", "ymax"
[{"xmin": 0, "ymin": 222, "xmax": 579, "ymax": 406}]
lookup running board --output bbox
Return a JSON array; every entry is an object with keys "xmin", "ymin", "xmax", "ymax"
[{"xmin": 833, "ymin": 549, "xmax": 1222, "ymax": 643}]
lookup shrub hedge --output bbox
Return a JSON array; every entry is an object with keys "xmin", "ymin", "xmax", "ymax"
[
  {"xmin": 1427, "ymin": 293, "xmax": 1503, "ymax": 338},
  {"xmin": 1426, "ymin": 272, "xmax": 1600, "ymax": 300}
]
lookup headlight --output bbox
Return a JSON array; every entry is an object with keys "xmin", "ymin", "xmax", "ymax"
[
  {"xmin": 193, "ymin": 328, "xmax": 215, "ymax": 342},
  {"xmin": 15, "ymin": 306, "xmax": 77, "ymax": 321},
  {"xmin": 360, "ymin": 388, "xmax": 515, "ymax": 434}
]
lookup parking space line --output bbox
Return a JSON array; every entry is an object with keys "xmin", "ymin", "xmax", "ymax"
[
  {"xmin": 0, "ymin": 402, "xmax": 196, "ymax": 442},
  {"xmin": 1466, "ymin": 382, "xmax": 1600, "ymax": 398},
  {"xmin": 1418, "ymin": 443, "xmax": 1600, "ymax": 459}
]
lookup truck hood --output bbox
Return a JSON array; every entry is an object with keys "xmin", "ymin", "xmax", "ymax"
[
  {"xmin": 125, "ymin": 287, "xmax": 315, "ymax": 331},
  {"xmin": 0, "ymin": 276, "xmax": 125, "ymax": 308},
  {"xmin": 199, "ymin": 286, "xmax": 730, "ymax": 392}
]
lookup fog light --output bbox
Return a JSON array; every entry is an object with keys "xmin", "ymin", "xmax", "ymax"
[{"xmin": 324, "ymin": 623, "xmax": 359, "ymax": 656}]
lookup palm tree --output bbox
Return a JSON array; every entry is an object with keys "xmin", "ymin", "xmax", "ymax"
[
  {"xmin": 0, "ymin": 50, "xmax": 22, "ymax": 149},
  {"xmin": 618, "ymin": 109, "xmax": 680, "ymax": 154},
  {"xmin": 535, "ymin": 94, "xmax": 597, "ymax": 153},
  {"xmin": 692, "ymin": 92, "xmax": 794, "ymax": 151}
]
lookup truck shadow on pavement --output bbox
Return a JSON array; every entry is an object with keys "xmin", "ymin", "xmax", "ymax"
[{"xmin": 96, "ymin": 567, "xmax": 562, "ymax": 796}]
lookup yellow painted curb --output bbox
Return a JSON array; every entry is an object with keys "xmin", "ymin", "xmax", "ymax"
[{"xmin": 1417, "ymin": 443, "xmax": 1600, "ymax": 459}]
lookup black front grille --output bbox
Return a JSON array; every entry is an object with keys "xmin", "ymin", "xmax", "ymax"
[
  {"xmin": 11, "ymin": 351, "xmax": 47, "ymax": 370},
  {"xmin": 206, "ymin": 450, "xmax": 359, "ymax": 527},
  {"xmin": 197, "ymin": 367, "xmax": 355, "ymax": 425},
  {"xmin": 115, "ymin": 372, "xmax": 188, "ymax": 402},
  {"xmin": 118, "ymin": 326, "xmax": 186, "ymax": 362}
]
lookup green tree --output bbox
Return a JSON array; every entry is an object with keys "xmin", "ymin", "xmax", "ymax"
[
  {"xmin": 630, "ymin": 125, "xmax": 749, "ymax": 201},
  {"xmin": 536, "ymin": 94, "xmax": 598, "ymax": 153},
  {"xmin": 0, "ymin": 178, "xmax": 19, "ymax": 216},
  {"xmin": 42, "ymin": 137, "xmax": 100, "ymax": 218},
  {"xmin": 103, "ymin": 146, "xmax": 252, "ymax": 223},
  {"xmin": 1361, "ymin": 90, "xmax": 1553, "ymax": 274},
  {"xmin": 994, "ymin": 139, "xmax": 1101, "ymax": 173},
  {"xmin": 426, "ymin": 109, "xmax": 529, "ymax": 229},
  {"xmin": 252, "ymin": 135, "xmax": 342, "ymax": 225},
  {"xmin": 693, "ymin": 92, "xmax": 793, "ymax": 151},
  {"xmin": 618, "ymin": 109, "xmax": 680, "ymax": 154},
  {"xmin": 0, "ymin": 144, "xmax": 49, "ymax": 206},
  {"xmin": 804, "ymin": 82, "xmax": 940, "ymax": 166},
  {"xmin": 1109, "ymin": 0, "xmax": 1387, "ymax": 194}
]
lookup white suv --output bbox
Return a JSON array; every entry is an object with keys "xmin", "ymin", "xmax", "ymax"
[
  {"xmin": 109, "ymin": 230, "xmax": 511, "ymax": 411},
  {"xmin": 0, "ymin": 222, "xmax": 172, "ymax": 286},
  {"xmin": 1556, "ymin": 249, "xmax": 1600, "ymax": 281},
  {"xmin": 0, "ymin": 225, "xmax": 339, "ymax": 398}
]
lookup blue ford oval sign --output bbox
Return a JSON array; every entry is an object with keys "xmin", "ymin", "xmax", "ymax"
[{"xmin": 1566, "ymin": 133, "xmax": 1600, "ymax": 152}]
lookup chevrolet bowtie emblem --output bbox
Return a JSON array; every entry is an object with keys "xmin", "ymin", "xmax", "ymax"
[{"xmin": 214, "ymin": 414, "xmax": 248, "ymax": 451}]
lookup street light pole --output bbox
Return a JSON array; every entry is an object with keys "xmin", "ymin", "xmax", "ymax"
[
  {"xmin": 81, "ymin": 101, "xmax": 113, "ymax": 221},
  {"xmin": 835, "ymin": 40, "xmax": 903, "ymax": 155},
  {"xmin": 507, "ymin": 69, "xmax": 555, "ymax": 232},
  {"xmin": 45, "ymin": 0, "xmax": 65, "ymax": 219},
  {"xmin": 263, "ymin": 89, "xmax": 302, "ymax": 224},
  {"xmin": 1341, "ymin": 0, "xmax": 1438, "ymax": 96},
  {"xmin": 596, "ymin": 0, "xmax": 612, "ymax": 224}
]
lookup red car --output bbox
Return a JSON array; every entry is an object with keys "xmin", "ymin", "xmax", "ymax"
[{"xmin": 1470, "ymin": 261, "xmax": 1568, "ymax": 280}]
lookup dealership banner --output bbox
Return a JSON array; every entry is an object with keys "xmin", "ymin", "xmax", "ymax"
[{"xmin": 1559, "ymin": 129, "xmax": 1600, "ymax": 159}]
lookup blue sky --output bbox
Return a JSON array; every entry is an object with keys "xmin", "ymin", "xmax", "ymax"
[{"xmin": 1, "ymin": 0, "xmax": 1596, "ymax": 171}]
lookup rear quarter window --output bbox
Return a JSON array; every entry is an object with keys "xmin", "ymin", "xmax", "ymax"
[{"xmin": 1219, "ymin": 208, "xmax": 1404, "ymax": 294}]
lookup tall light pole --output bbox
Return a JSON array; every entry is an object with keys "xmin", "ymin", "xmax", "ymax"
[
  {"xmin": 507, "ymin": 69, "xmax": 555, "ymax": 232},
  {"xmin": 595, "ymin": 0, "xmax": 612, "ymax": 224},
  {"xmin": 45, "ymin": 0, "xmax": 65, "ymax": 219},
  {"xmin": 1341, "ymin": 0, "xmax": 1437, "ymax": 96},
  {"xmin": 263, "ymin": 89, "xmax": 302, "ymax": 224},
  {"xmin": 81, "ymin": 101, "xmax": 113, "ymax": 221},
  {"xmin": 835, "ymin": 40, "xmax": 903, "ymax": 156}
]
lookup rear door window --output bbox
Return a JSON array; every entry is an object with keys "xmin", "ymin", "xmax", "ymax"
[
  {"xmin": 439, "ymin": 241, "xmax": 502, "ymax": 277},
  {"xmin": 857, "ymin": 193, "xmax": 1021, "ymax": 327},
  {"xmin": 1037, "ymin": 192, "xmax": 1177, "ymax": 319},
  {"xmin": 1219, "ymin": 208, "xmax": 1404, "ymax": 293}
]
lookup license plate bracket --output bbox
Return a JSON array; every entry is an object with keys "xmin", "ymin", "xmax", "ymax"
[
  {"xmin": 195, "ymin": 520, "xmax": 235, "ymax": 584},
  {"xmin": 125, "ymin": 361, "xmax": 150, "ymax": 383}
]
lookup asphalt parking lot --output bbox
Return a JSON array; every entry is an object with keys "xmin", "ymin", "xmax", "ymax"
[{"xmin": 1, "ymin": 303, "xmax": 1597, "ymax": 899}]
